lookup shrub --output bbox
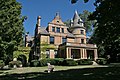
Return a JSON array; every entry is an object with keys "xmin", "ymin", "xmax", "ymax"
[
  {"xmin": 46, "ymin": 58, "xmax": 64, "ymax": 65},
  {"xmin": 9, "ymin": 61, "xmax": 22, "ymax": 67},
  {"xmin": 96, "ymin": 58, "xmax": 108, "ymax": 65},
  {"xmin": 46, "ymin": 59, "xmax": 56, "ymax": 65},
  {"xmin": 0, "ymin": 60, "xmax": 5, "ymax": 69},
  {"xmin": 17, "ymin": 54, "xmax": 27, "ymax": 67},
  {"xmin": 30, "ymin": 60, "xmax": 40, "ymax": 67},
  {"xmin": 62, "ymin": 59, "xmax": 78, "ymax": 66},
  {"xmin": 39, "ymin": 59, "xmax": 47, "ymax": 66},
  {"xmin": 54, "ymin": 58, "xmax": 64, "ymax": 65},
  {"xmin": 77, "ymin": 59, "xmax": 93, "ymax": 65}
]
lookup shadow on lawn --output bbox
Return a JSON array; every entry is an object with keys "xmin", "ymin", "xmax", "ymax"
[{"xmin": 0, "ymin": 67, "xmax": 120, "ymax": 80}]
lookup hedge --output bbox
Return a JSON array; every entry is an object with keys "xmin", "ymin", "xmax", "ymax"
[
  {"xmin": 77, "ymin": 59, "xmax": 93, "ymax": 65},
  {"xmin": 62, "ymin": 59, "xmax": 78, "ymax": 66},
  {"xmin": 0, "ymin": 60, "xmax": 5, "ymax": 69},
  {"xmin": 96, "ymin": 58, "xmax": 108, "ymax": 65},
  {"xmin": 9, "ymin": 61, "xmax": 22, "ymax": 67}
]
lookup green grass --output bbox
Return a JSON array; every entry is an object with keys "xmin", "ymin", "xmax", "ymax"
[{"xmin": 0, "ymin": 65, "xmax": 120, "ymax": 80}]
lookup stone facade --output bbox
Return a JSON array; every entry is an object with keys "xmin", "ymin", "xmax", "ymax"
[{"xmin": 34, "ymin": 11, "xmax": 98, "ymax": 60}]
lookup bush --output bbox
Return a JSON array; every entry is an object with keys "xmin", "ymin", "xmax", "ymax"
[
  {"xmin": 9, "ymin": 61, "xmax": 22, "ymax": 67},
  {"xmin": 0, "ymin": 60, "xmax": 5, "ymax": 69},
  {"xmin": 39, "ymin": 59, "xmax": 47, "ymax": 66},
  {"xmin": 77, "ymin": 59, "xmax": 93, "ymax": 65},
  {"xmin": 17, "ymin": 54, "xmax": 27, "ymax": 67},
  {"xmin": 46, "ymin": 58, "xmax": 64, "ymax": 65},
  {"xmin": 96, "ymin": 58, "xmax": 108, "ymax": 65},
  {"xmin": 30, "ymin": 60, "xmax": 40, "ymax": 67},
  {"xmin": 62, "ymin": 59, "xmax": 78, "ymax": 66}
]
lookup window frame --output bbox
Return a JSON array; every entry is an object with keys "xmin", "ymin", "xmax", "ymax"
[
  {"xmin": 80, "ymin": 30, "xmax": 84, "ymax": 35},
  {"xmin": 56, "ymin": 27, "xmax": 60, "ymax": 33},
  {"xmin": 61, "ymin": 28, "xmax": 64, "ymax": 33},
  {"xmin": 52, "ymin": 27, "xmax": 55, "ymax": 32},
  {"xmin": 81, "ymin": 39, "xmax": 84, "ymax": 44},
  {"xmin": 50, "ymin": 36, "xmax": 54, "ymax": 44},
  {"xmin": 62, "ymin": 37, "xmax": 67, "ymax": 43}
]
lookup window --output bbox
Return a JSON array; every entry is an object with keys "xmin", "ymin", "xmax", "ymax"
[
  {"xmin": 62, "ymin": 28, "xmax": 64, "ymax": 33},
  {"xmin": 78, "ymin": 19, "xmax": 80, "ymax": 24},
  {"xmin": 52, "ymin": 27, "xmax": 55, "ymax": 32},
  {"xmin": 81, "ymin": 39, "xmax": 84, "ymax": 44},
  {"xmin": 50, "ymin": 36, "xmax": 54, "ymax": 44},
  {"xmin": 62, "ymin": 37, "xmax": 67, "ymax": 43},
  {"xmin": 46, "ymin": 50, "xmax": 50, "ymax": 58},
  {"xmin": 54, "ymin": 50, "xmax": 58, "ymax": 58},
  {"xmin": 81, "ymin": 30, "xmax": 84, "ymax": 35},
  {"xmin": 56, "ymin": 27, "xmax": 60, "ymax": 33}
]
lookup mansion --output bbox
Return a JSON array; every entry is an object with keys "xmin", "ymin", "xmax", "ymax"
[{"xmin": 30, "ymin": 11, "xmax": 98, "ymax": 60}]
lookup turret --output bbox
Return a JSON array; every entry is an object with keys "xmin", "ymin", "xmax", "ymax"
[{"xmin": 69, "ymin": 10, "xmax": 86, "ymax": 44}]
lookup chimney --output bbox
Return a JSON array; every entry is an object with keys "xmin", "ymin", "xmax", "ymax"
[{"xmin": 37, "ymin": 16, "xmax": 41, "ymax": 27}]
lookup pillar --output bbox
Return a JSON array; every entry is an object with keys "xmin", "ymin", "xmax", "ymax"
[
  {"xmin": 80, "ymin": 49, "xmax": 83, "ymax": 59},
  {"xmin": 94, "ymin": 49, "xmax": 98, "ymax": 60}
]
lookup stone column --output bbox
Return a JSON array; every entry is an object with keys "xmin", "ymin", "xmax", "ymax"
[
  {"xmin": 68, "ymin": 48, "xmax": 71, "ymax": 59},
  {"xmin": 84, "ymin": 49, "xmax": 87, "ymax": 59},
  {"xmin": 94, "ymin": 49, "xmax": 98, "ymax": 60},
  {"xmin": 82, "ymin": 49, "xmax": 85, "ymax": 59},
  {"xmin": 80, "ymin": 49, "xmax": 83, "ymax": 59},
  {"xmin": 66, "ymin": 48, "xmax": 68, "ymax": 59},
  {"xmin": 50, "ymin": 50, "xmax": 54, "ymax": 59}
]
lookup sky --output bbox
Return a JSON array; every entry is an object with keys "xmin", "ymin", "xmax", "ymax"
[{"xmin": 17, "ymin": 0, "xmax": 95, "ymax": 36}]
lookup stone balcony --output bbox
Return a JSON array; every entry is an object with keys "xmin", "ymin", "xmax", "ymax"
[{"xmin": 60, "ymin": 42, "xmax": 97, "ymax": 49}]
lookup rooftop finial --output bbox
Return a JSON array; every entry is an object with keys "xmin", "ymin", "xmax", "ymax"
[{"xmin": 56, "ymin": 12, "xmax": 60, "ymax": 17}]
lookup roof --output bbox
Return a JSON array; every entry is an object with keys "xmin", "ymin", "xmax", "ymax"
[
  {"xmin": 39, "ymin": 27, "xmax": 49, "ymax": 35},
  {"xmin": 67, "ymin": 32, "xmax": 75, "ymax": 38}
]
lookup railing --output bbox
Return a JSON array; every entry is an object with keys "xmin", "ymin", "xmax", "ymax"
[{"xmin": 65, "ymin": 42, "xmax": 97, "ymax": 48}]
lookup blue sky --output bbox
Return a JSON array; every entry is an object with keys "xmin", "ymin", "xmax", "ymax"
[{"xmin": 17, "ymin": 0, "xmax": 95, "ymax": 36}]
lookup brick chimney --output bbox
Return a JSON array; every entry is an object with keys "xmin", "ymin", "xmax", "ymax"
[{"xmin": 37, "ymin": 16, "xmax": 41, "ymax": 27}]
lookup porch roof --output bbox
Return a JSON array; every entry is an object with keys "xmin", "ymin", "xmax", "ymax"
[{"xmin": 59, "ymin": 42, "xmax": 97, "ymax": 49}]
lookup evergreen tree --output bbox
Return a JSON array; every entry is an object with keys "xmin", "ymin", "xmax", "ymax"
[
  {"xmin": 71, "ymin": 0, "xmax": 120, "ymax": 61},
  {"xmin": 0, "ymin": 0, "xmax": 25, "ymax": 63}
]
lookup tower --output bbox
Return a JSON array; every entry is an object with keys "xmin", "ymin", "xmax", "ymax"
[{"xmin": 69, "ymin": 11, "xmax": 86, "ymax": 44}]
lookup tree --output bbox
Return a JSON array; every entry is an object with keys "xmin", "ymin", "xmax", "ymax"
[
  {"xmin": 71, "ymin": 0, "xmax": 120, "ymax": 61},
  {"xmin": 89, "ymin": 0, "xmax": 120, "ymax": 62},
  {"xmin": 0, "ymin": 0, "xmax": 25, "ymax": 64},
  {"xmin": 64, "ymin": 10, "xmax": 96, "ymax": 37}
]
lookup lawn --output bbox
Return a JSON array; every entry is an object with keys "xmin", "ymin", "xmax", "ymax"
[{"xmin": 0, "ymin": 65, "xmax": 120, "ymax": 80}]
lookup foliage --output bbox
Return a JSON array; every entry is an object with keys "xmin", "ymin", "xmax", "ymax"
[
  {"xmin": 62, "ymin": 59, "xmax": 78, "ymax": 66},
  {"xmin": 13, "ymin": 47, "xmax": 30, "ymax": 61},
  {"xmin": 77, "ymin": 59, "xmax": 93, "ymax": 65},
  {"xmin": 30, "ymin": 58, "xmax": 65, "ymax": 67},
  {"xmin": 71, "ymin": 0, "xmax": 89, "ymax": 4},
  {"xmin": 30, "ymin": 60, "xmax": 40, "ymax": 67},
  {"xmin": 17, "ymin": 54, "xmax": 27, "ymax": 67},
  {"xmin": 9, "ymin": 61, "xmax": 22, "ymax": 67},
  {"xmin": 96, "ymin": 58, "xmax": 108, "ymax": 65},
  {"xmin": 40, "ymin": 41, "xmax": 56, "ymax": 59},
  {"xmin": 79, "ymin": 10, "xmax": 96, "ymax": 36},
  {"xmin": 0, "ymin": 60, "xmax": 5, "ymax": 69},
  {"xmin": 71, "ymin": 0, "xmax": 120, "ymax": 62},
  {"xmin": 88, "ymin": 0, "xmax": 120, "ymax": 61},
  {"xmin": 64, "ymin": 10, "xmax": 96, "ymax": 37},
  {"xmin": 0, "ymin": 0, "xmax": 26, "ymax": 63}
]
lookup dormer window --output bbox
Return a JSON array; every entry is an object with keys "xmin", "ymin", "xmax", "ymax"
[
  {"xmin": 80, "ymin": 30, "xmax": 84, "ymax": 35},
  {"xmin": 56, "ymin": 27, "xmax": 60, "ymax": 33},
  {"xmin": 62, "ymin": 28, "xmax": 64, "ymax": 33},
  {"xmin": 81, "ymin": 39, "xmax": 84, "ymax": 44},
  {"xmin": 52, "ymin": 27, "xmax": 55, "ymax": 32}
]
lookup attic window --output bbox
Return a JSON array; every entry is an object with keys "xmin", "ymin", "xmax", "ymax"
[{"xmin": 57, "ymin": 21, "xmax": 59, "ymax": 23}]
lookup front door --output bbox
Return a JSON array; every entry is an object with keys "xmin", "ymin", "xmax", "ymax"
[{"xmin": 71, "ymin": 49, "xmax": 80, "ymax": 59}]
